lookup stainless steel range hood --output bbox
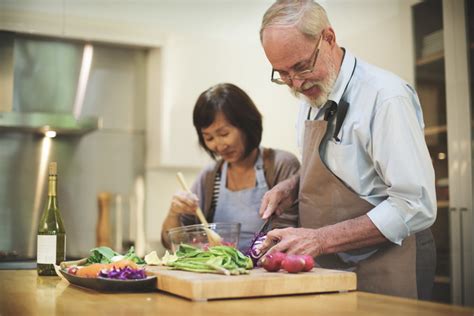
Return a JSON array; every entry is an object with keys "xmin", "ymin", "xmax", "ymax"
[
  {"xmin": 0, "ymin": 112, "xmax": 100, "ymax": 135},
  {"xmin": 0, "ymin": 32, "xmax": 99, "ymax": 136},
  {"xmin": 0, "ymin": 34, "xmax": 147, "ymax": 262}
]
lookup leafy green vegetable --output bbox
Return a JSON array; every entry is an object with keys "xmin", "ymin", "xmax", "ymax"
[
  {"xmin": 167, "ymin": 244, "xmax": 253, "ymax": 275},
  {"xmin": 85, "ymin": 246, "xmax": 144, "ymax": 265},
  {"xmin": 86, "ymin": 246, "xmax": 120, "ymax": 265},
  {"xmin": 123, "ymin": 246, "xmax": 145, "ymax": 264}
]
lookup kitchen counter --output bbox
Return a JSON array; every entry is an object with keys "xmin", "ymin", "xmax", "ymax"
[{"xmin": 1, "ymin": 270, "xmax": 473, "ymax": 316}]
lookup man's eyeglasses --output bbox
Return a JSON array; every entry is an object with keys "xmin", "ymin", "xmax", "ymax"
[{"xmin": 271, "ymin": 34, "xmax": 323, "ymax": 85}]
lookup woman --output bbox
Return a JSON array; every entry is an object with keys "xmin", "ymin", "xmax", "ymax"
[{"xmin": 161, "ymin": 83, "xmax": 300, "ymax": 251}]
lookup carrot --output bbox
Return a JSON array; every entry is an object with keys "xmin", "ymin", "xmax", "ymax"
[{"xmin": 75, "ymin": 260, "xmax": 138, "ymax": 278}]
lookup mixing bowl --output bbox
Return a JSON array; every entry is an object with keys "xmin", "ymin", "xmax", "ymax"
[{"xmin": 167, "ymin": 222, "xmax": 241, "ymax": 252}]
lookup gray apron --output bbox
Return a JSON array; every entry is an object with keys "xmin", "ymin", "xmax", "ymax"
[
  {"xmin": 299, "ymin": 102, "xmax": 435, "ymax": 299},
  {"xmin": 213, "ymin": 149, "xmax": 267, "ymax": 251}
]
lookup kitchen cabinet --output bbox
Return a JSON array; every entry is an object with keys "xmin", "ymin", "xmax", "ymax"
[
  {"xmin": 412, "ymin": 0, "xmax": 449, "ymax": 303},
  {"xmin": 443, "ymin": 0, "xmax": 474, "ymax": 307},
  {"xmin": 0, "ymin": 0, "xmax": 63, "ymax": 37},
  {"xmin": 61, "ymin": 1, "xmax": 164, "ymax": 46},
  {"xmin": 412, "ymin": 0, "xmax": 474, "ymax": 306},
  {"xmin": 0, "ymin": 0, "xmax": 162, "ymax": 46}
]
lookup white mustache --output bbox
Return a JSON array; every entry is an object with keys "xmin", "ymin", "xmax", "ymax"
[
  {"xmin": 292, "ymin": 81, "xmax": 319, "ymax": 94},
  {"xmin": 302, "ymin": 81, "xmax": 318, "ymax": 91}
]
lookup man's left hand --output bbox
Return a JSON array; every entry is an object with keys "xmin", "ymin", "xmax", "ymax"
[{"xmin": 259, "ymin": 227, "xmax": 325, "ymax": 257}]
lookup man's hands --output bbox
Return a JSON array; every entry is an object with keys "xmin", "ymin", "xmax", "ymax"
[
  {"xmin": 259, "ymin": 227, "xmax": 326, "ymax": 257},
  {"xmin": 169, "ymin": 191, "xmax": 200, "ymax": 217},
  {"xmin": 259, "ymin": 175, "xmax": 300, "ymax": 220},
  {"xmin": 258, "ymin": 215, "xmax": 388, "ymax": 260}
]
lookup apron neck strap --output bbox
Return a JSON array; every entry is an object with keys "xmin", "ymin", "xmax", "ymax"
[{"xmin": 221, "ymin": 148, "xmax": 266, "ymax": 186}]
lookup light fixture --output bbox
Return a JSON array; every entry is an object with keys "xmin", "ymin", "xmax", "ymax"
[
  {"xmin": 45, "ymin": 130, "xmax": 57, "ymax": 138},
  {"xmin": 438, "ymin": 152, "xmax": 446, "ymax": 160}
]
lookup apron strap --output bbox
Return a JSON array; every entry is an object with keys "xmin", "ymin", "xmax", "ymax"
[
  {"xmin": 305, "ymin": 99, "xmax": 347, "ymax": 142},
  {"xmin": 254, "ymin": 148, "xmax": 267, "ymax": 188},
  {"xmin": 220, "ymin": 148, "xmax": 266, "ymax": 190},
  {"xmin": 333, "ymin": 99, "xmax": 349, "ymax": 142},
  {"xmin": 323, "ymin": 101, "xmax": 337, "ymax": 121}
]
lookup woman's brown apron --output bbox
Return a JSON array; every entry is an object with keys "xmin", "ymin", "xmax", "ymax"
[{"xmin": 299, "ymin": 104, "xmax": 434, "ymax": 298}]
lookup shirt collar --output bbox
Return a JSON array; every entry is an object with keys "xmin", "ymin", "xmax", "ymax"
[{"xmin": 328, "ymin": 48, "xmax": 356, "ymax": 104}]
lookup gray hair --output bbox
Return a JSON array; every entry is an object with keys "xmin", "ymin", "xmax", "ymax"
[{"xmin": 260, "ymin": 0, "xmax": 331, "ymax": 41}]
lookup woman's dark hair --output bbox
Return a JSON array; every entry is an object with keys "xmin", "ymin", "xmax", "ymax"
[{"xmin": 193, "ymin": 83, "xmax": 263, "ymax": 160}]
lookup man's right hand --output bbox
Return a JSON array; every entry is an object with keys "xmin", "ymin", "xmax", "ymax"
[
  {"xmin": 169, "ymin": 191, "xmax": 200, "ymax": 217},
  {"xmin": 259, "ymin": 174, "xmax": 300, "ymax": 219}
]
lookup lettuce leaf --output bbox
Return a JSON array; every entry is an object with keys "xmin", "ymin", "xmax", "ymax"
[
  {"xmin": 123, "ymin": 246, "xmax": 145, "ymax": 264},
  {"xmin": 85, "ymin": 246, "xmax": 144, "ymax": 265},
  {"xmin": 86, "ymin": 246, "xmax": 119, "ymax": 265}
]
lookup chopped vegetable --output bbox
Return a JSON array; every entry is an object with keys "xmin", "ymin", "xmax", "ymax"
[
  {"xmin": 144, "ymin": 251, "xmax": 161, "ymax": 265},
  {"xmin": 67, "ymin": 266, "xmax": 79, "ymax": 275},
  {"xmin": 123, "ymin": 246, "xmax": 145, "ymax": 264},
  {"xmin": 166, "ymin": 244, "xmax": 253, "ymax": 275},
  {"xmin": 75, "ymin": 260, "xmax": 138, "ymax": 278},
  {"xmin": 99, "ymin": 266, "xmax": 147, "ymax": 280},
  {"xmin": 245, "ymin": 233, "xmax": 267, "ymax": 266},
  {"xmin": 160, "ymin": 250, "xmax": 178, "ymax": 265},
  {"xmin": 111, "ymin": 255, "xmax": 125, "ymax": 262},
  {"xmin": 86, "ymin": 246, "xmax": 120, "ymax": 265},
  {"xmin": 85, "ymin": 246, "xmax": 144, "ymax": 265}
]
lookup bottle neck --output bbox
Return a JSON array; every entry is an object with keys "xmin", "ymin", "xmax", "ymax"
[{"xmin": 47, "ymin": 175, "xmax": 58, "ymax": 208}]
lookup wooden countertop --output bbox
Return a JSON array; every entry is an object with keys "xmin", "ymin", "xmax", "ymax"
[{"xmin": 1, "ymin": 270, "xmax": 473, "ymax": 316}]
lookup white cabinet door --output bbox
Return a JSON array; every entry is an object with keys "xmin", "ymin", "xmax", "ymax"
[
  {"xmin": 443, "ymin": 0, "xmax": 474, "ymax": 307},
  {"xmin": 0, "ymin": 0, "xmax": 63, "ymax": 36}
]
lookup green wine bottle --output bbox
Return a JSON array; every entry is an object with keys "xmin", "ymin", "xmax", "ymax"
[{"xmin": 37, "ymin": 162, "xmax": 66, "ymax": 276}]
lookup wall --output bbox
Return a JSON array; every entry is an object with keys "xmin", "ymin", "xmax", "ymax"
[{"xmin": 0, "ymin": 0, "xmax": 420, "ymax": 253}]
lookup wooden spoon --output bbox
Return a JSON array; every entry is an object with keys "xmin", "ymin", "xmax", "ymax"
[{"xmin": 176, "ymin": 172, "xmax": 222, "ymax": 246}]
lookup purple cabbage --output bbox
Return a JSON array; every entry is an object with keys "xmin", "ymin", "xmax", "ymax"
[
  {"xmin": 99, "ymin": 266, "xmax": 147, "ymax": 280},
  {"xmin": 245, "ymin": 233, "xmax": 267, "ymax": 266}
]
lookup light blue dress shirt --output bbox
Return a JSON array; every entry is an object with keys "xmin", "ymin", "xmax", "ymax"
[{"xmin": 296, "ymin": 50, "xmax": 437, "ymax": 245}]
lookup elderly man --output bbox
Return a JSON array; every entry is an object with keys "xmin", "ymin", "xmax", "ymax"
[{"xmin": 258, "ymin": 0, "xmax": 436, "ymax": 299}]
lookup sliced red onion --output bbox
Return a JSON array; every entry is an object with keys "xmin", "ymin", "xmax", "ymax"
[
  {"xmin": 98, "ymin": 266, "xmax": 147, "ymax": 280},
  {"xmin": 245, "ymin": 234, "xmax": 267, "ymax": 266}
]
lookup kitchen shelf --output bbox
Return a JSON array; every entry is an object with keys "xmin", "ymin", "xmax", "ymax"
[
  {"xmin": 437, "ymin": 200, "xmax": 449, "ymax": 208},
  {"xmin": 416, "ymin": 51, "xmax": 444, "ymax": 66},
  {"xmin": 434, "ymin": 275, "xmax": 451, "ymax": 284},
  {"xmin": 424, "ymin": 125, "xmax": 447, "ymax": 136},
  {"xmin": 413, "ymin": 0, "xmax": 451, "ymax": 304}
]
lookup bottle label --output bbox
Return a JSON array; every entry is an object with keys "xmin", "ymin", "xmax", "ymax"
[{"xmin": 37, "ymin": 235, "xmax": 57, "ymax": 264}]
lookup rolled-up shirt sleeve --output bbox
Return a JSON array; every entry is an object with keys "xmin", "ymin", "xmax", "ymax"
[{"xmin": 367, "ymin": 95, "xmax": 437, "ymax": 245}]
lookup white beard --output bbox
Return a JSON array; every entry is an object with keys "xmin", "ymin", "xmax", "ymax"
[{"xmin": 291, "ymin": 59, "xmax": 338, "ymax": 108}]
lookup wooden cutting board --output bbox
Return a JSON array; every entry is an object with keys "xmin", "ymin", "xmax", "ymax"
[{"xmin": 146, "ymin": 266, "xmax": 356, "ymax": 301}]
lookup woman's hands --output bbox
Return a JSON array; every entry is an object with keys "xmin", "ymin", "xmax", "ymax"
[
  {"xmin": 169, "ymin": 191, "xmax": 200, "ymax": 217},
  {"xmin": 162, "ymin": 191, "xmax": 200, "ymax": 249}
]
